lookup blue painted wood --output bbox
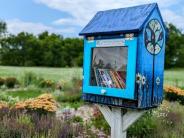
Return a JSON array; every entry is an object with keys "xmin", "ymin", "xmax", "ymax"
[
  {"xmin": 83, "ymin": 37, "xmax": 137, "ymax": 100},
  {"xmin": 82, "ymin": 93, "xmax": 138, "ymax": 109},
  {"xmin": 136, "ymin": 7, "xmax": 166, "ymax": 108},
  {"xmin": 136, "ymin": 30, "xmax": 154, "ymax": 108},
  {"xmin": 81, "ymin": 3, "xmax": 167, "ymax": 109},
  {"xmin": 79, "ymin": 3, "xmax": 157, "ymax": 35},
  {"xmin": 151, "ymin": 8, "xmax": 166, "ymax": 106}
]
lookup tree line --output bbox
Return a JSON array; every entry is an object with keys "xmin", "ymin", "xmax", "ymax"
[
  {"xmin": 0, "ymin": 22, "xmax": 83, "ymax": 67},
  {"xmin": 0, "ymin": 21, "xmax": 184, "ymax": 68},
  {"xmin": 165, "ymin": 24, "xmax": 184, "ymax": 68}
]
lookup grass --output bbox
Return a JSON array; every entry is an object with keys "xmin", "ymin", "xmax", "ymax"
[
  {"xmin": 7, "ymin": 90, "xmax": 42, "ymax": 100},
  {"xmin": 60, "ymin": 101, "xmax": 84, "ymax": 109},
  {"xmin": 0, "ymin": 66, "xmax": 184, "ymax": 105},
  {"xmin": 164, "ymin": 68, "xmax": 184, "ymax": 88},
  {"xmin": 1, "ymin": 89, "xmax": 43, "ymax": 100},
  {"xmin": 0, "ymin": 66, "xmax": 184, "ymax": 87},
  {"xmin": 0, "ymin": 66, "xmax": 82, "ymax": 82},
  {"xmin": 129, "ymin": 100, "xmax": 184, "ymax": 138},
  {"xmin": 0, "ymin": 66, "xmax": 184, "ymax": 137}
]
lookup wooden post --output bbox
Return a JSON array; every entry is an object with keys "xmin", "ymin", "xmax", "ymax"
[{"xmin": 97, "ymin": 105, "xmax": 145, "ymax": 138}]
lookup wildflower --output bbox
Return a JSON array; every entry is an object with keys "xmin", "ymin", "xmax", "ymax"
[
  {"xmin": 0, "ymin": 101, "xmax": 8, "ymax": 109},
  {"xmin": 15, "ymin": 94, "xmax": 58, "ymax": 112},
  {"xmin": 164, "ymin": 85, "xmax": 184, "ymax": 96}
]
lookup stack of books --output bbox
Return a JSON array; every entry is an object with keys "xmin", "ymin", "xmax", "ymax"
[{"xmin": 94, "ymin": 68, "xmax": 126, "ymax": 88}]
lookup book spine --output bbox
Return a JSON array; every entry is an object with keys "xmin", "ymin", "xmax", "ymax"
[
  {"xmin": 95, "ymin": 68, "xmax": 105, "ymax": 87},
  {"xmin": 114, "ymin": 71, "xmax": 126, "ymax": 88},
  {"xmin": 112, "ymin": 71, "xmax": 122, "ymax": 88},
  {"xmin": 109, "ymin": 71, "xmax": 121, "ymax": 88},
  {"xmin": 93, "ymin": 67, "xmax": 126, "ymax": 89},
  {"xmin": 104, "ymin": 70, "xmax": 114, "ymax": 88},
  {"xmin": 99, "ymin": 69, "xmax": 108, "ymax": 87},
  {"xmin": 100, "ymin": 69, "xmax": 112, "ymax": 87}
]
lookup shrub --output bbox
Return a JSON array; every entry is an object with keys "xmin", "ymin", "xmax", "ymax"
[
  {"xmin": 91, "ymin": 107, "xmax": 110, "ymax": 134},
  {"xmin": 0, "ymin": 108, "xmax": 94, "ymax": 138},
  {"xmin": 164, "ymin": 85, "xmax": 184, "ymax": 105},
  {"xmin": 128, "ymin": 112, "xmax": 157, "ymax": 137},
  {"xmin": 5, "ymin": 77, "xmax": 18, "ymax": 88},
  {"xmin": 0, "ymin": 101, "xmax": 8, "ymax": 109},
  {"xmin": 55, "ymin": 81, "xmax": 63, "ymax": 90},
  {"xmin": 22, "ymin": 72, "xmax": 36, "ymax": 86},
  {"xmin": 56, "ymin": 91, "xmax": 81, "ymax": 103},
  {"xmin": 71, "ymin": 76, "xmax": 82, "ymax": 92},
  {"xmin": 0, "ymin": 93, "xmax": 19, "ymax": 106},
  {"xmin": 61, "ymin": 77, "xmax": 82, "ymax": 92},
  {"xmin": 0, "ymin": 78, "xmax": 5, "ymax": 87},
  {"xmin": 15, "ymin": 93, "xmax": 58, "ymax": 113},
  {"xmin": 164, "ymin": 85, "xmax": 184, "ymax": 96},
  {"xmin": 166, "ymin": 111, "xmax": 182, "ymax": 126},
  {"xmin": 21, "ymin": 72, "xmax": 44, "ymax": 87},
  {"xmin": 72, "ymin": 77, "xmax": 82, "ymax": 87},
  {"xmin": 39, "ymin": 79, "xmax": 55, "ymax": 88},
  {"xmin": 17, "ymin": 115, "xmax": 33, "ymax": 128},
  {"xmin": 55, "ymin": 77, "xmax": 82, "ymax": 104},
  {"xmin": 71, "ymin": 116, "xmax": 83, "ymax": 123},
  {"xmin": 151, "ymin": 101, "xmax": 184, "ymax": 138}
]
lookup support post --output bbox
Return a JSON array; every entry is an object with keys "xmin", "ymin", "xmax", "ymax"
[{"xmin": 97, "ymin": 105, "xmax": 145, "ymax": 138}]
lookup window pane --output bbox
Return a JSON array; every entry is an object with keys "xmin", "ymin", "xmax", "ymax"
[{"xmin": 90, "ymin": 46, "xmax": 128, "ymax": 89}]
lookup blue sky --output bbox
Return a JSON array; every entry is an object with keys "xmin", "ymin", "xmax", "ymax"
[{"xmin": 0, "ymin": 0, "xmax": 183, "ymax": 37}]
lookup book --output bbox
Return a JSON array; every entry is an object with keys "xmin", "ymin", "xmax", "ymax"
[
  {"xmin": 105, "ymin": 70, "xmax": 116, "ymax": 88},
  {"xmin": 114, "ymin": 71, "xmax": 126, "ymax": 88},
  {"xmin": 109, "ymin": 70, "xmax": 121, "ymax": 88},
  {"xmin": 93, "ymin": 68, "xmax": 126, "ymax": 89}
]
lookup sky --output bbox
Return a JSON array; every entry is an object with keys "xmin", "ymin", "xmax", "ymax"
[{"xmin": 0, "ymin": 0, "xmax": 183, "ymax": 37}]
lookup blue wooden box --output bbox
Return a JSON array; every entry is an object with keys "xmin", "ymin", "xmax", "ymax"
[{"xmin": 79, "ymin": 3, "xmax": 167, "ymax": 109}]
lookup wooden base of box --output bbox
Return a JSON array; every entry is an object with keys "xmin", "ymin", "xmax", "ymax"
[{"xmin": 82, "ymin": 93, "xmax": 158, "ymax": 109}]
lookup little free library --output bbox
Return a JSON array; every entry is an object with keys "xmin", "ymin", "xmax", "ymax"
[{"xmin": 79, "ymin": 3, "xmax": 167, "ymax": 109}]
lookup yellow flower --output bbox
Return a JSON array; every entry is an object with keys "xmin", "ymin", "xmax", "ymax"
[
  {"xmin": 15, "ymin": 94, "xmax": 58, "ymax": 112},
  {"xmin": 164, "ymin": 85, "xmax": 184, "ymax": 96},
  {"xmin": 0, "ymin": 101, "xmax": 8, "ymax": 109}
]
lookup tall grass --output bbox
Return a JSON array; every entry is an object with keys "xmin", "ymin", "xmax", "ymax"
[
  {"xmin": 0, "ymin": 108, "xmax": 89, "ymax": 138},
  {"xmin": 1, "ymin": 66, "xmax": 184, "ymax": 86},
  {"xmin": 0, "ymin": 66, "xmax": 82, "ymax": 81}
]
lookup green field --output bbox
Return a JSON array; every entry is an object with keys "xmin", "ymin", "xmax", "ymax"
[
  {"xmin": 0, "ymin": 66, "xmax": 184, "ymax": 137},
  {"xmin": 164, "ymin": 68, "xmax": 184, "ymax": 87},
  {"xmin": 0, "ymin": 66, "xmax": 183, "ymax": 87},
  {"xmin": 0, "ymin": 66, "xmax": 82, "ymax": 81},
  {"xmin": 5, "ymin": 89, "xmax": 43, "ymax": 100}
]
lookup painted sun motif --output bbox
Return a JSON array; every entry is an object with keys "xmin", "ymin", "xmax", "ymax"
[{"xmin": 144, "ymin": 19, "xmax": 164, "ymax": 55}]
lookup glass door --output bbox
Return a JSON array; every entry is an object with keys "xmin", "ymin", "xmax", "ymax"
[
  {"xmin": 90, "ymin": 47, "xmax": 128, "ymax": 89},
  {"xmin": 83, "ymin": 37, "xmax": 137, "ymax": 100}
]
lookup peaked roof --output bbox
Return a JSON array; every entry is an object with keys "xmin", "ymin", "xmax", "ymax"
[{"xmin": 79, "ymin": 3, "xmax": 159, "ymax": 36}]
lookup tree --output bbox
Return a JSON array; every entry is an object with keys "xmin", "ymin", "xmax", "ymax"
[
  {"xmin": 0, "ymin": 21, "xmax": 7, "ymax": 37},
  {"xmin": 165, "ymin": 23, "xmax": 184, "ymax": 68}
]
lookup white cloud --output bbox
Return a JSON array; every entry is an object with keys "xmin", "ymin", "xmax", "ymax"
[
  {"xmin": 7, "ymin": 1, "xmax": 182, "ymax": 36},
  {"xmin": 162, "ymin": 10, "xmax": 184, "ymax": 31},
  {"xmin": 35, "ymin": 0, "xmax": 183, "ymax": 28},
  {"xmin": 53, "ymin": 18, "xmax": 82, "ymax": 26},
  {"xmin": 6, "ymin": 19, "xmax": 75, "ymax": 35}
]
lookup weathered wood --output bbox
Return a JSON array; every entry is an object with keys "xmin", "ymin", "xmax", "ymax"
[
  {"xmin": 111, "ymin": 107, "xmax": 124, "ymax": 138},
  {"xmin": 84, "ymin": 94, "xmax": 138, "ymax": 109},
  {"xmin": 97, "ymin": 105, "xmax": 145, "ymax": 138},
  {"xmin": 97, "ymin": 105, "xmax": 112, "ymax": 125}
]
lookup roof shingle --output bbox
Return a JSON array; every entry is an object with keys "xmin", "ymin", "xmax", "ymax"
[{"xmin": 79, "ymin": 3, "xmax": 157, "ymax": 35}]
